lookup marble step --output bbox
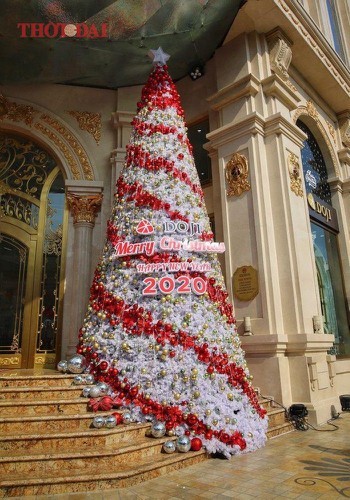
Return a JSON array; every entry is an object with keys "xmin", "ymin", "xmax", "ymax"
[
  {"xmin": 267, "ymin": 421, "xmax": 294, "ymax": 439},
  {"xmin": 266, "ymin": 408, "xmax": 288, "ymax": 428},
  {"xmin": 0, "ymin": 447, "xmax": 206, "ymax": 497},
  {"xmin": 0, "ymin": 385, "xmax": 85, "ymax": 401},
  {"xmin": 0, "ymin": 434, "xmax": 179, "ymax": 477},
  {"xmin": 0, "ymin": 374, "xmax": 75, "ymax": 388},
  {"xmin": 0, "ymin": 411, "xmax": 116, "ymax": 434},
  {"xmin": 0, "ymin": 422, "xmax": 154, "ymax": 455},
  {"xmin": 0, "ymin": 397, "xmax": 89, "ymax": 417}
]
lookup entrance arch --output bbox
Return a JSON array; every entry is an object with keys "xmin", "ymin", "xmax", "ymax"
[{"xmin": 0, "ymin": 131, "xmax": 67, "ymax": 369}]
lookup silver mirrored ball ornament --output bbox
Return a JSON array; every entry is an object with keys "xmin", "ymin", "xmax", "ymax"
[
  {"xmin": 85, "ymin": 374, "xmax": 95, "ymax": 385},
  {"xmin": 105, "ymin": 415, "xmax": 117, "ymax": 428},
  {"xmin": 92, "ymin": 416, "xmax": 105, "ymax": 428},
  {"xmin": 57, "ymin": 360, "xmax": 68, "ymax": 373},
  {"xmin": 89, "ymin": 386, "xmax": 101, "ymax": 398},
  {"xmin": 151, "ymin": 421, "xmax": 166, "ymax": 438},
  {"xmin": 162, "ymin": 440, "xmax": 176, "ymax": 453},
  {"xmin": 176, "ymin": 435, "xmax": 191, "ymax": 452},
  {"xmin": 67, "ymin": 354, "xmax": 87, "ymax": 374}
]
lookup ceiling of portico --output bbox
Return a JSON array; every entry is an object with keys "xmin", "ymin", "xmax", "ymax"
[{"xmin": 0, "ymin": 0, "xmax": 243, "ymax": 89}]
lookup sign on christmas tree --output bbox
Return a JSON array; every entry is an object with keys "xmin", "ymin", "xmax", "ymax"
[{"xmin": 78, "ymin": 48, "xmax": 267, "ymax": 457}]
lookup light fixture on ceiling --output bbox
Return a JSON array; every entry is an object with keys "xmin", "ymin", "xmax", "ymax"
[{"xmin": 189, "ymin": 65, "xmax": 204, "ymax": 80}]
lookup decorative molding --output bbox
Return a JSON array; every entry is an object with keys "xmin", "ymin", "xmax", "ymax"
[
  {"xmin": 338, "ymin": 113, "xmax": 350, "ymax": 148},
  {"xmin": 326, "ymin": 121, "xmax": 336, "ymax": 144},
  {"xmin": 68, "ymin": 110, "xmax": 101, "ymax": 145},
  {"xmin": 0, "ymin": 355, "xmax": 21, "ymax": 367},
  {"xmin": 275, "ymin": 0, "xmax": 350, "ymax": 98},
  {"xmin": 306, "ymin": 100, "xmax": 319, "ymax": 121},
  {"xmin": 207, "ymin": 74, "xmax": 260, "ymax": 111},
  {"xmin": 225, "ymin": 153, "xmax": 251, "ymax": 197},
  {"xmin": 35, "ymin": 122, "xmax": 81, "ymax": 180},
  {"xmin": 66, "ymin": 193, "xmax": 102, "ymax": 224},
  {"xmin": 40, "ymin": 114, "xmax": 94, "ymax": 180},
  {"xmin": 261, "ymin": 75, "xmax": 300, "ymax": 111},
  {"xmin": 292, "ymin": 103, "xmax": 340, "ymax": 176},
  {"xmin": 0, "ymin": 94, "xmax": 38, "ymax": 126},
  {"xmin": 266, "ymin": 28, "xmax": 293, "ymax": 81},
  {"xmin": 288, "ymin": 152, "xmax": 303, "ymax": 197},
  {"xmin": 0, "ymin": 94, "xmax": 95, "ymax": 181}
]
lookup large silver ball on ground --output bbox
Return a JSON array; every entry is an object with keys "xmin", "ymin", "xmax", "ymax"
[
  {"xmin": 92, "ymin": 416, "xmax": 105, "ymax": 428},
  {"xmin": 82, "ymin": 387, "xmax": 91, "ymax": 398},
  {"xmin": 67, "ymin": 355, "xmax": 86, "ymax": 374},
  {"xmin": 176, "ymin": 435, "xmax": 191, "ymax": 453},
  {"xmin": 73, "ymin": 375, "xmax": 84, "ymax": 385},
  {"xmin": 162, "ymin": 440, "xmax": 176, "ymax": 454},
  {"xmin": 105, "ymin": 415, "xmax": 117, "ymax": 428},
  {"xmin": 151, "ymin": 421, "xmax": 166, "ymax": 438},
  {"xmin": 89, "ymin": 386, "xmax": 101, "ymax": 398},
  {"xmin": 57, "ymin": 360, "xmax": 68, "ymax": 373},
  {"xmin": 96, "ymin": 382, "xmax": 109, "ymax": 395},
  {"xmin": 85, "ymin": 374, "xmax": 95, "ymax": 385},
  {"xmin": 123, "ymin": 412, "xmax": 132, "ymax": 424}
]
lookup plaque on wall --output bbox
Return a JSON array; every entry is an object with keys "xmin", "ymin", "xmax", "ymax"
[{"xmin": 233, "ymin": 266, "xmax": 259, "ymax": 301}]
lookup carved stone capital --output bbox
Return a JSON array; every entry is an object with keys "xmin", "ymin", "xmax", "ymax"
[
  {"xmin": 225, "ymin": 153, "xmax": 251, "ymax": 197},
  {"xmin": 288, "ymin": 152, "xmax": 303, "ymax": 197},
  {"xmin": 266, "ymin": 28, "xmax": 293, "ymax": 81},
  {"xmin": 67, "ymin": 193, "xmax": 102, "ymax": 224}
]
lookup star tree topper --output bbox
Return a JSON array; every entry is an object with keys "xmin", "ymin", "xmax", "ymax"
[{"xmin": 149, "ymin": 47, "xmax": 170, "ymax": 66}]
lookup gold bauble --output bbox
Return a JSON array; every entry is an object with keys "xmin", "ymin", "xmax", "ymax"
[
  {"xmin": 173, "ymin": 393, "xmax": 181, "ymax": 401},
  {"xmin": 205, "ymin": 409, "xmax": 211, "ymax": 416},
  {"xmin": 191, "ymin": 368, "xmax": 198, "ymax": 375},
  {"xmin": 227, "ymin": 393, "xmax": 234, "ymax": 401},
  {"xmin": 193, "ymin": 391, "xmax": 200, "ymax": 399},
  {"xmin": 160, "ymin": 369, "xmax": 167, "ymax": 377}
]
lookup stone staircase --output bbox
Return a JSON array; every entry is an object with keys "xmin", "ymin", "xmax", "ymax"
[{"xmin": 0, "ymin": 373, "xmax": 293, "ymax": 497}]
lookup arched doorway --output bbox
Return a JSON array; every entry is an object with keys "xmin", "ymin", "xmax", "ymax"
[
  {"xmin": 297, "ymin": 120, "xmax": 349, "ymax": 356},
  {"xmin": 0, "ymin": 132, "xmax": 67, "ymax": 369}
]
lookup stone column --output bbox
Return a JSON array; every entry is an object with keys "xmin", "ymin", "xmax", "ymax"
[{"xmin": 64, "ymin": 181, "xmax": 103, "ymax": 358}]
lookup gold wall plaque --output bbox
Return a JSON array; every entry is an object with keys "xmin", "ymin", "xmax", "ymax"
[
  {"xmin": 233, "ymin": 265, "xmax": 259, "ymax": 301},
  {"xmin": 225, "ymin": 153, "xmax": 251, "ymax": 197}
]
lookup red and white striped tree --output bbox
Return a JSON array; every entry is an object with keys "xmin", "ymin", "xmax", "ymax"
[{"xmin": 78, "ymin": 48, "xmax": 267, "ymax": 457}]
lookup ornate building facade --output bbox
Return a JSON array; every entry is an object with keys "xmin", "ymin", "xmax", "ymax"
[{"xmin": 0, "ymin": 0, "xmax": 349, "ymax": 425}]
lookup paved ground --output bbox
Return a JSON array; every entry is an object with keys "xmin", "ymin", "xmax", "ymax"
[{"xmin": 13, "ymin": 411, "xmax": 350, "ymax": 499}]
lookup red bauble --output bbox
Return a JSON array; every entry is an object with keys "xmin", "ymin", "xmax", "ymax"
[
  {"xmin": 112, "ymin": 412, "xmax": 123, "ymax": 425},
  {"xmin": 191, "ymin": 437, "xmax": 202, "ymax": 451},
  {"xmin": 99, "ymin": 361, "xmax": 108, "ymax": 372}
]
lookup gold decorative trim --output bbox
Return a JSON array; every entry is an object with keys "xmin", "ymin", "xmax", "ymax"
[
  {"xmin": 0, "ymin": 94, "xmax": 95, "ymax": 181},
  {"xmin": 0, "ymin": 355, "xmax": 21, "ymax": 367},
  {"xmin": 0, "ymin": 94, "xmax": 38, "ymax": 126},
  {"xmin": 41, "ymin": 114, "xmax": 94, "ymax": 180},
  {"xmin": 68, "ymin": 111, "xmax": 101, "ymax": 145},
  {"xmin": 34, "ymin": 122, "xmax": 81, "ymax": 179},
  {"xmin": 225, "ymin": 153, "xmax": 251, "ymax": 197},
  {"xmin": 67, "ymin": 193, "xmax": 102, "ymax": 224},
  {"xmin": 288, "ymin": 152, "xmax": 303, "ymax": 197}
]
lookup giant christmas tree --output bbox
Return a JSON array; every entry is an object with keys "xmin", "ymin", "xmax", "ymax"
[{"xmin": 77, "ymin": 48, "xmax": 267, "ymax": 457}]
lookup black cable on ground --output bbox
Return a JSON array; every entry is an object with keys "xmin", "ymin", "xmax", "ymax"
[{"xmin": 259, "ymin": 393, "xmax": 342, "ymax": 432}]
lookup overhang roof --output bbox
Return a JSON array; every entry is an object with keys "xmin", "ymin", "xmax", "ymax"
[{"xmin": 0, "ymin": 0, "xmax": 243, "ymax": 89}]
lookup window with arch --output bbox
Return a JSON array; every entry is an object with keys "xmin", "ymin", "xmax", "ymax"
[{"xmin": 297, "ymin": 119, "xmax": 349, "ymax": 356}]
